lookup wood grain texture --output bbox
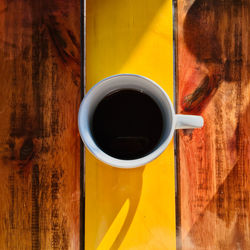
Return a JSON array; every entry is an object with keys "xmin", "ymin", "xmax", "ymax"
[
  {"xmin": 177, "ymin": 0, "xmax": 250, "ymax": 249},
  {"xmin": 0, "ymin": 1, "xmax": 81, "ymax": 249}
]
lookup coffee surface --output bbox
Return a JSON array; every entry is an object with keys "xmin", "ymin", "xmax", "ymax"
[{"xmin": 92, "ymin": 89, "xmax": 163, "ymax": 160}]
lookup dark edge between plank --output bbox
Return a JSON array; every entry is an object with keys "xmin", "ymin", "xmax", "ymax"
[
  {"xmin": 80, "ymin": 0, "xmax": 85, "ymax": 249},
  {"xmin": 173, "ymin": 0, "xmax": 181, "ymax": 249}
]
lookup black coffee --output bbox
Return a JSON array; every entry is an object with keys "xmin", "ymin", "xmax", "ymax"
[{"xmin": 92, "ymin": 89, "xmax": 163, "ymax": 160}]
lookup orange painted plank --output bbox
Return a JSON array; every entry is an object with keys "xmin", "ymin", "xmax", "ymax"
[
  {"xmin": 177, "ymin": 0, "xmax": 250, "ymax": 249},
  {"xmin": 0, "ymin": 1, "xmax": 81, "ymax": 249}
]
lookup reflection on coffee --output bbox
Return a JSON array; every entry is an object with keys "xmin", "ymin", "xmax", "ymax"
[{"xmin": 92, "ymin": 89, "xmax": 163, "ymax": 160}]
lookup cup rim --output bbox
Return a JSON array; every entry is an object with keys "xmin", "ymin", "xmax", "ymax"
[{"xmin": 78, "ymin": 74, "xmax": 176, "ymax": 168}]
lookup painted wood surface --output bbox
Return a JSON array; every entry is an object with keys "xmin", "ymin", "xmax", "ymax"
[
  {"xmin": 85, "ymin": 0, "xmax": 176, "ymax": 249},
  {"xmin": 0, "ymin": 1, "xmax": 81, "ymax": 249},
  {"xmin": 177, "ymin": 0, "xmax": 250, "ymax": 249}
]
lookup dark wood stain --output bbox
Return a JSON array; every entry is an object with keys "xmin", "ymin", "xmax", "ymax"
[
  {"xmin": 47, "ymin": 23, "xmax": 68, "ymax": 63},
  {"xmin": 31, "ymin": 0, "xmax": 47, "ymax": 139},
  {"xmin": 181, "ymin": 0, "xmax": 249, "ymax": 114},
  {"xmin": 8, "ymin": 171, "xmax": 15, "ymax": 230},
  {"xmin": 20, "ymin": 138, "xmax": 34, "ymax": 161},
  {"xmin": 32, "ymin": 164, "xmax": 40, "ymax": 250},
  {"xmin": 182, "ymin": 75, "xmax": 212, "ymax": 113},
  {"xmin": 67, "ymin": 29, "xmax": 80, "ymax": 50},
  {"xmin": 51, "ymin": 170, "xmax": 60, "ymax": 249},
  {"xmin": 47, "ymin": 14, "xmax": 81, "ymax": 66},
  {"xmin": 51, "ymin": 63, "xmax": 59, "ymax": 136},
  {"xmin": 51, "ymin": 170, "xmax": 60, "ymax": 202}
]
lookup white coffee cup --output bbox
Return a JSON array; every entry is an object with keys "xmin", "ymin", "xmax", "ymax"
[{"xmin": 78, "ymin": 74, "xmax": 203, "ymax": 168}]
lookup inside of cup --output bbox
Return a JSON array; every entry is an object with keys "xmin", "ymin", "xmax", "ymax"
[{"xmin": 86, "ymin": 75, "xmax": 173, "ymax": 160}]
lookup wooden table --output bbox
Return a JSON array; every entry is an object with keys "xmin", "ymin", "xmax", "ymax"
[
  {"xmin": 0, "ymin": 1, "xmax": 82, "ymax": 249},
  {"xmin": 0, "ymin": 0, "xmax": 249, "ymax": 249},
  {"xmin": 177, "ymin": 0, "xmax": 250, "ymax": 249}
]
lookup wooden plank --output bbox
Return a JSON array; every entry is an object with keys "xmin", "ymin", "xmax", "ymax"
[
  {"xmin": 0, "ymin": 1, "xmax": 81, "ymax": 249},
  {"xmin": 85, "ymin": 0, "xmax": 176, "ymax": 249},
  {"xmin": 176, "ymin": 0, "xmax": 250, "ymax": 249}
]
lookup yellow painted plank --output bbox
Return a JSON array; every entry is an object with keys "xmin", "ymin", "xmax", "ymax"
[{"xmin": 86, "ymin": 0, "xmax": 175, "ymax": 249}]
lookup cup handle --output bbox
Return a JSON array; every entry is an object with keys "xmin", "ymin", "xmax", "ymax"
[{"xmin": 175, "ymin": 114, "xmax": 204, "ymax": 129}]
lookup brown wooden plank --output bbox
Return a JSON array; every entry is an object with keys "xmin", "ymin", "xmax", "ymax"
[
  {"xmin": 0, "ymin": 1, "xmax": 81, "ymax": 249},
  {"xmin": 176, "ymin": 0, "xmax": 250, "ymax": 249}
]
